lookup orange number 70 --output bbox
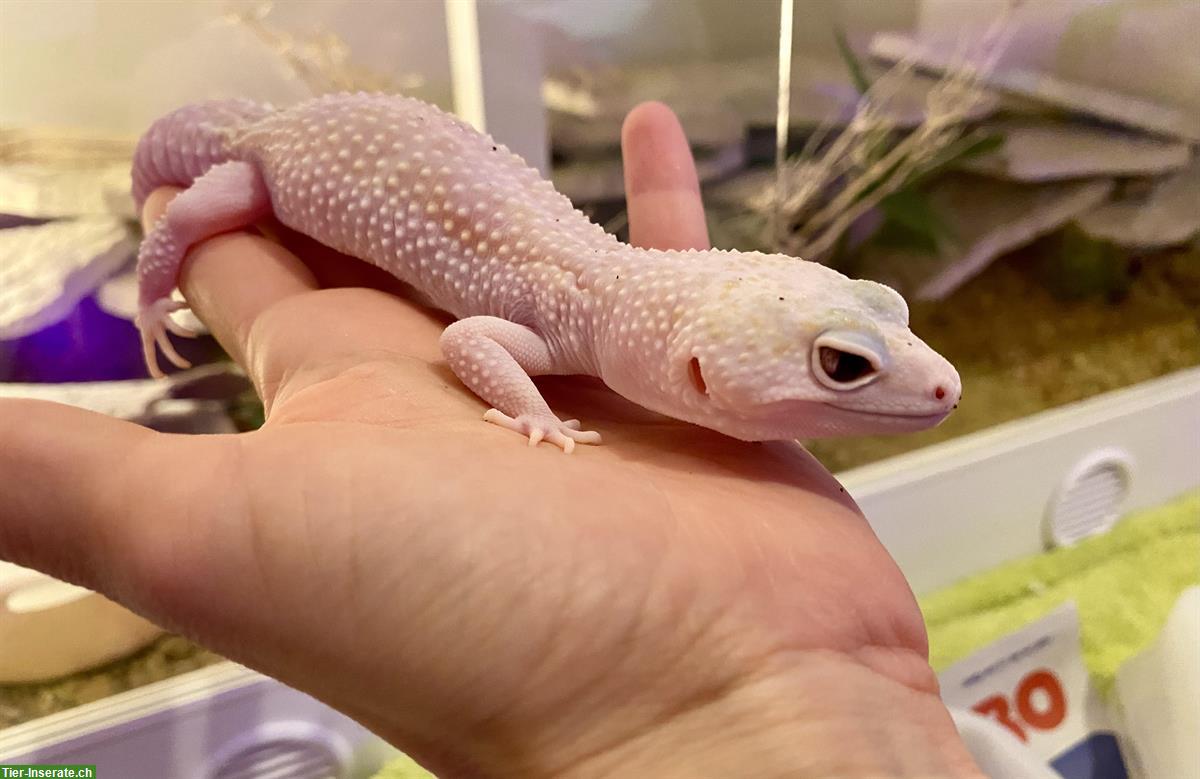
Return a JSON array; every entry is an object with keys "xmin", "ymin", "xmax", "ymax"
[{"xmin": 971, "ymin": 668, "xmax": 1067, "ymax": 742}]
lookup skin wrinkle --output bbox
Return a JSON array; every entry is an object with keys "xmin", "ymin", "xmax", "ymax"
[
  {"xmin": 114, "ymin": 434, "xmax": 248, "ymax": 635},
  {"xmin": 234, "ymin": 434, "xmax": 293, "ymax": 640},
  {"xmin": 590, "ymin": 438, "xmax": 919, "ymax": 679},
  {"xmin": 246, "ymin": 313, "xmax": 306, "ymax": 415},
  {"xmin": 565, "ymin": 648, "xmax": 981, "ymax": 779},
  {"xmin": 457, "ymin": 486, "xmax": 686, "ymax": 766},
  {"xmin": 473, "ymin": 569, "xmax": 617, "ymax": 764},
  {"xmin": 266, "ymin": 363, "xmax": 450, "ymax": 430},
  {"xmin": 532, "ymin": 559, "xmax": 759, "ymax": 777},
  {"xmin": 558, "ymin": 647, "xmax": 820, "ymax": 779}
]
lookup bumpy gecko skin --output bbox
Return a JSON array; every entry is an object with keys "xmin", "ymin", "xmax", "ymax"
[{"xmin": 132, "ymin": 93, "xmax": 961, "ymax": 451}]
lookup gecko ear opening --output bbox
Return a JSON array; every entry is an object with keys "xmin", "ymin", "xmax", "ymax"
[{"xmin": 688, "ymin": 357, "xmax": 709, "ymax": 396}]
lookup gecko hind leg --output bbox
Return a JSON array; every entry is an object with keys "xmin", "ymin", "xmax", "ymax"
[{"xmin": 134, "ymin": 160, "xmax": 271, "ymax": 377}]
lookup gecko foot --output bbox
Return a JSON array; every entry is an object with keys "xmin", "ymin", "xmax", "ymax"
[
  {"xmin": 134, "ymin": 298, "xmax": 199, "ymax": 378},
  {"xmin": 483, "ymin": 409, "xmax": 602, "ymax": 454}
]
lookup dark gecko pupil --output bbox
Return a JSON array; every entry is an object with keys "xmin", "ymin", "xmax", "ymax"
[{"xmin": 819, "ymin": 347, "xmax": 873, "ymax": 383}]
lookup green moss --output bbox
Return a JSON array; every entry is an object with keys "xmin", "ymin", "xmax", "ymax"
[
  {"xmin": 921, "ymin": 491, "xmax": 1200, "ymax": 695},
  {"xmin": 0, "ymin": 635, "xmax": 224, "ymax": 729}
]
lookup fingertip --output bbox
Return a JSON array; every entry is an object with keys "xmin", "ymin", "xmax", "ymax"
[
  {"xmin": 621, "ymin": 101, "xmax": 697, "ymax": 198},
  {"xmin": 141, "ymin": 187, "xmax": 183, "ymax": 231},
  {"xmin": 620, "ymin": 102, "xmax": 683, "ymax": 156}
]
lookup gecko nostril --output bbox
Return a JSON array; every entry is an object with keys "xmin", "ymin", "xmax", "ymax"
[{"xmin": 934, "ymin": 385, "xmax": 946, "ymax": 400}]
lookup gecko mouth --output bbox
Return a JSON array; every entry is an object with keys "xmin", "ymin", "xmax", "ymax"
[
  {"xmin": 826, "ymin": 404, "xmax": 949, "ymax": 419},
  {"xmin": 823, "ymin": 403, "xmax": 952, "ymax": 426},
  {"xmin": 715, "ymin": 398, "xmax": 953, "ymax": 440}
]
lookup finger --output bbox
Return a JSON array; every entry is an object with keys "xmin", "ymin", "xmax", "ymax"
[{"xmin": 621, "ymin": 102, "xmax": 710, "ymax": 251}]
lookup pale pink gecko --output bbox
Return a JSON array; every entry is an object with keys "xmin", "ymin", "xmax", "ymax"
[{"xmin": 133, "ymin": 93, "xmax": 960, "ymax": 452}]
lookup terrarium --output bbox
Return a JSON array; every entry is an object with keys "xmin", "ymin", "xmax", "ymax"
[{"xmin": 1, "ymin": 1, "xmax": 1196, "ymax": 777}]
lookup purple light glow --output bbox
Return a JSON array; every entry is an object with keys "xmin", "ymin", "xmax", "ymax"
[{"xmin": 0, "ymin": 294, "xmax": 220, "ymax": 383}]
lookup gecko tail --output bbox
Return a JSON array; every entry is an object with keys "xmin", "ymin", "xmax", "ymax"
[{"xmin": 131, "ymin": 98, "xmax": 272, "ymax": 209}]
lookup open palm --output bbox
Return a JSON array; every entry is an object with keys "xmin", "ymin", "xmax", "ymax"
[{"xmin": 0, "ymin": 104, "xmax": 975, "ymax": 778}]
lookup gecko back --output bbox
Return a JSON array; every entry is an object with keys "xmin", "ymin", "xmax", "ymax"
[{"xmin": 230, "ymin": 94, "xmax": 616, "ymax": 298}]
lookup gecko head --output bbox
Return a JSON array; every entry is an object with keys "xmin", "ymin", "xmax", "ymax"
[{"xmin": 659, "ymin": 260, "xmax": 961, "ymax": 440}]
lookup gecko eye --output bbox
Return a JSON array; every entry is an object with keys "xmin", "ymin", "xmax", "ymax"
[
  {"xmin": 812, "ymin": 331, "xmax": 885, "ymax": 391},
  {"xmin": 818, "ymin": 347, "xmax": 873, "ymax": 383}
]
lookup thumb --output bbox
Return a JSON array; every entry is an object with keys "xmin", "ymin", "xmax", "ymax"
[{"xmin": 0, "ymin": 399, "xmax": 200, "ymax": 612}]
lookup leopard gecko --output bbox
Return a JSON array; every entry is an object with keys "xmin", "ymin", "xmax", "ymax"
[{"xmin": 133, "ymin": 93, "xmax": 960, "ymax": 452}]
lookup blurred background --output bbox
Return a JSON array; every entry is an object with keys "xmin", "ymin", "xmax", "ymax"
[{"xmin": 1, "ymin": 1, "xmax": 1197, "ymax": 778}]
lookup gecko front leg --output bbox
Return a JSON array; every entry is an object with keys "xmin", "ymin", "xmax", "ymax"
[{"xmin": 440, "ymin": 317, "xmax": 601, "ymax": 453}]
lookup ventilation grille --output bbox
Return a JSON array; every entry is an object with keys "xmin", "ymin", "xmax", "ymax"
[
  {"xmin": 212, "ymin": 736, "xmax": 342, "ymax": 779},
  {"xmin": 1046, "ymin": 449, "xmax": 1134, "ymax": 547}
]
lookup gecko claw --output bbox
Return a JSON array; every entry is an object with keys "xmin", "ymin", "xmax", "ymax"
[
  {"xmin": 136, "ymin": 298, "xmax": 195, "ymax": 378},
  {"xmin": 483, "ymin": 409, "xmax": 601, "ymax": 453}
]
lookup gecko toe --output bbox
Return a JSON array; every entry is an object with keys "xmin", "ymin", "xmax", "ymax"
[
  {"xmin": 483, "ymin": 409, "xmax": 600, "ymax": 452},
  {"xmin": 137, "ymin": 298, "xmax": 196, "ymax": 376},
  {"xmin": 565, "ymin": 429, "xmax": 602, "ymax": 445},
  {"xmin": 141, "ymin": 329, "xmax": 165, "ymax": 379},
  {"xmin": 155, "ymin": 328, "xmax": 193, "ymax": 370},
  {"xmin": 483, "ymin": 408, "xmax": 514, "ymax": 427}
]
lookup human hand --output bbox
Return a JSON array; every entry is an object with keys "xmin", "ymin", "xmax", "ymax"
[{"xmin": 0, "ymin": 103, "xmax": 980, "ymax": 777}]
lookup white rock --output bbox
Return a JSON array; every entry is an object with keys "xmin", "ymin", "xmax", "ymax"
[
  {"xmin": 1077, "ymin": 159, "xmax": 1200, "ymax": 249},
  {"xmin": 856, "ymin": 174, "xmax": 1114, "ymax": 299},
  {"xmin": 963, "ymin": 120, "xmax": 1191, "ymax": 182},
  {"xmin": 870, "ymin": 31, "xmax": 1200, "ymax": 142}
]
